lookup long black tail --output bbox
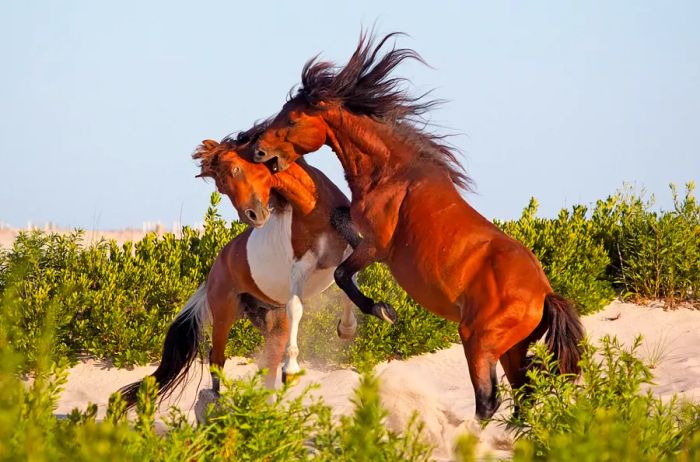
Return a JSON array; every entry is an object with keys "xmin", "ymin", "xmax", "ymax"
[
  {"xmin": 119, "ymin": 284, "xmax": 211, "ymax": 408},
  {"xmin": 543, "ymin": 293, "xmax": 585, "ymax": 375}
]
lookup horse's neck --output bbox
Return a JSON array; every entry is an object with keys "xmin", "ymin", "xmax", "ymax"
[
  {"xmin": 323, "ymin": 110, "xmax": 409, "ymax": 196},
  {"xmin": 270, "ymin": 161, "xmax": 318, "ymax": 215}
]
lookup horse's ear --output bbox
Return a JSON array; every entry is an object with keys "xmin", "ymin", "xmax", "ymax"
[{"xmin": 202, "ymin": 139, "xmax": 219, "ymax": 150}]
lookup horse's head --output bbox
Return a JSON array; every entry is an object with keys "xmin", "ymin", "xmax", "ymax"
[
  {"xmin": 253, "ymin": 98, "xmax": 328, "ymax": 172},
  {"xmin": 193, "ymin": 139, "xmax": 274, "ymax": 228}
]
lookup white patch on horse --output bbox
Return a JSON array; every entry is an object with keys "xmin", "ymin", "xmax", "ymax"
[
  {"xmin": 247, "ymin": 213, "xmax": 355, "ymax": 380},
  {"xmin": 246, "ymin": 212, "xmax": 340, "ymax": 304},
  {"xmin": 246, "ymin": 207, "xmax": 295, "ymax": 304}
]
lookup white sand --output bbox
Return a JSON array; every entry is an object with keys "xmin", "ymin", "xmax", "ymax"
[{"xmin": 54, "ymin": 301, "xmax": 700, "ymax": 460}]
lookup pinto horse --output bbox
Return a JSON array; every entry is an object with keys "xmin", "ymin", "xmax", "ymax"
[
  {"xmin": 119, "ymin": 128, "xmax": 392, "ymax": 407},
  {"xmin": 252, "ymin": 33, "xmax": 585, "ymax": 421}
]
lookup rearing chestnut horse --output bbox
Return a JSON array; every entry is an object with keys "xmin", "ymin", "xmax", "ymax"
[
  {"xmin": 252, "ymin": 33, "xmax": 585, "ymax": 420},
  {"xmin": 118, "ymin": 126, "xmax": 394, "ymax": 406}
]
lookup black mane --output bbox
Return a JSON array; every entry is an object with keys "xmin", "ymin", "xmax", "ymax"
[
  {"xmin": 294, "ymin": 31, "xmax": 472, "ymax": 191},
  {"xmin": 220, "ymin": 119, "xmax": 271, "ymax": 152}
]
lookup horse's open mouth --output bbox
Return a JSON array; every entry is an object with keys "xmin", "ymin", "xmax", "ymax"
[{"xmin": 263, "ymin": 157, "xmax": 279, "ymax": 173}]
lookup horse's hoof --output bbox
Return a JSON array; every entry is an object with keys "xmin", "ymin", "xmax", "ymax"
[
  {"xmin": 281, "ymin": 370, "xmax": 304, "ymax": 386},
  {"xmin": 371, "ymin": 302, "xmax": 397, "ymax": 324},
  {"xmin": 337, "ymin": 319, "xmax": 357, "ymax": 340}
]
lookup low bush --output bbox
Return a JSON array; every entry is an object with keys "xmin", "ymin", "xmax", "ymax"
[
  {"xmin": 0, "ymin": 192, "xmax": 459, "ymax": 372},
  {"xmin": 498, "ymin": 182, "xmax": 700, "ymax": 313},
  {"xmin": 0, "ymin": 193, "xmax": 247, "ymax": 369},
  {"xmin": 0, "ymin": 183, "xmax": 697, "ymax": 373},
  {"xmin": 592, "ymin": 182, "xmax": 699, "ymax": 306}
]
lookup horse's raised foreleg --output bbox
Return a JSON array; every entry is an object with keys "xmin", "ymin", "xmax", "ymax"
[{"xmin": 333, "ymin": 241, "xmax": 397, "ymax": 324}]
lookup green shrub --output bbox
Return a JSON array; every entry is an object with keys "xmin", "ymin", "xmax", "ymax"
[
  {"xmin": 195, "ymin": 371, "xmax": 333, "ymax": 461},
  {"xmin": 0, "ymin": 193, "xmax": 249, "ymax": 369},
  {"xmin": 1, "ymin": 183, "xmax": 697, "ymax": 373},
  {"xmin": 496, "ymin": 198, "xmax": 615, "ymax": 314},
  {"xmin": 593, "ymin": 182, "xmax": 700, "ymax": 306},
  {"xmin": 0, "ymin": 191, "xmax": 459, "ymax": 372},
  {"xmin": 496, "ymin": 182, "xmax": 700, "ymax": 313}
]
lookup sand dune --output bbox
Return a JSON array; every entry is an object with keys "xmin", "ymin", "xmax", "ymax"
[{"xmin": 55, "ymin": 301, "xmax": 700, "ymax": 460}]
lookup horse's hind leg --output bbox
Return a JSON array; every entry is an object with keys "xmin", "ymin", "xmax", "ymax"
[
  {"xmin": 462, "ymin": 295, "xmax": 544, "ymax": 421},
  {"xmin": 459, "ymin": 321, "xmax": 500, "ymax": 421},
  {"xmin": 261, "ymin": 308, "xmax": 289, "ymax": 389},
  {"xmin": 501, "ymin": 322, "xmax": 548, "ymax": 387},
  {"xmin": 208, "ymin": 286, "xmax": 240, "ymax": 394},
  {"xmin": 499, "ymin": 341, "xmax": 530, "ymax": 391},
  {"xmin": 499, "ymin": 307, "xmax": 548, "ymax": 408}
]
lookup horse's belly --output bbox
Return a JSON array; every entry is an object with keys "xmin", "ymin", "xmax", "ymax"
[
  {"xmin": 389, "ymin": 229, "xmax": 464, "ymax": 321},
  {"xmin": 300, "ymin": 266, "xmax": 336, "ymax": 300},
  {"xmin": 246, "ymin": 260, "xmax": 335, "ymax": 305}
]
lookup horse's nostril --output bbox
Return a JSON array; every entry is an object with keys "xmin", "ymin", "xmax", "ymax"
[
  {"xmin": 245, "ymin": 209, "xmax": 257, "ymax": 221},
  {"xmin": 255, "ymin": 150, "xmax": 266, "ymax": 161}
]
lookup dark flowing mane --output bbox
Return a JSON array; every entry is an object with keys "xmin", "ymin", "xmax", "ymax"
[
  {"xmin": 295, "ymin": 31, "xmax": 472, "ymax": 191},
  {"xmin": 192, "ymin": 120, "xmax": 271, "ymax": 177},
  {"xmin": 221, "ymin": 119, "xmax": 272, "ymax": 150}
]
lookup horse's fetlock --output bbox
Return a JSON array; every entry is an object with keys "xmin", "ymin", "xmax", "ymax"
[{"xmin": 286, "ymin": 345, "xmax": 299, "ymax": 358}]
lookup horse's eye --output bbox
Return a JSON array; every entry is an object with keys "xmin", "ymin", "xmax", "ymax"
[
  {"xmin": 288, "ymin": 119, "xmax": 297, "ymax": 127},
  {"xmin": 232, "ymin": 166, "xmax": 241, "ymax": 175}
]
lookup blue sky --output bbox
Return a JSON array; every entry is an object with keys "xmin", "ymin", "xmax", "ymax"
[{"xmin": 1, "ymin": 1, "xmax": 698, "ymax": 229}]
